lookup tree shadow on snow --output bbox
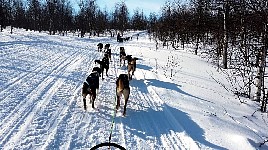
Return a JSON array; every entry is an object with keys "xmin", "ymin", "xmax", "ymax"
[
  {"xmin": 145, "ymin": 79, "xmax": 215, "ymax": 104},
  {"xmin": 120, "ymin": 104, "xmax": 226, "ymax": 149},
  {"xmin": 248, "ymin": 139, "xmax": 268, "ymax": 150},
  {"xmin": 122, "ymin": 79, "xmax": 225, "ymax": 149}
]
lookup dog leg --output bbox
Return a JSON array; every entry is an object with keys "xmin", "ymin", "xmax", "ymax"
[
  {"xmin": 101, "ymin": 69, "xmax": 104, "ymax": 80},
  {"xmin": 83, "ymin": 98, "xmax": 87, "ymax": 111},
  {"xmin": 90, "ymin": 94, "xmax": 92, "ymax": 103},
  {"xmin": 82, "ymin": 91, "xmax": 87, "ymax": 110},
  {"xmin": 116, "ymin": 95, "xmax": 121, "ymax": 110},
  {"xmin": 92, "ymin": 96, "xmax": 95, "ymax": 108},
  {"xmin": 91, "ymin": 90, "xmax": 96, "ymax": 108},
  {"xmin": 128, "ymin": 72, "xmax": 132, "ymax": 80},
  {"xmin": 123, "ymin": 90, "xmax": 130, "ymax": 116},
  {"xmin": 106, "ymin": 69, "xmax": 108, "ymax": 77},
  {"xmin": 123, "ymin": 101, "xmax": 128, "ymax": 116}
]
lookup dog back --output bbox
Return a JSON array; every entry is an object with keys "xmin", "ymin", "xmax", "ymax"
[
  {"xmin": 86, "ymin": 73, "xmax": 98, "ymax": 89},
  {"xmin": 102, "ymin": 56, "xmax": 109, "ymax": 67},
  {"xmin": 95, "ymin": 59, "xmax": 105, "ymax": 67},
  {"xmin": 126, "ymin": 55, "xmax": 133, "ymax": 62},
  {"xmin": 92, "ymin": 67, "xmax": 101, "ymax": 76},
  {"xmin": 90, "ymin": 72, "xmax": 99, "ymax": 89},
  {"xmin": 129, "ymin": 59, "xmax": 136, "ymax": 65},
  {"xmin": 97, "ymin": 43, "xmax": 103, "ymax": 48},
  {"xmin": 95, "ymin": 60, "xmax": 101, "ymax": 64},
  {"xmin": 127, "ymin": 58, "xmax": 136, "ymax": 69},
  {"xmin": 116, "ymin": 74, "xmax": 129, "ymax": 91},
  {"xmin": 106, "ymin": 49, "xmax": 111, "ymax": 55},
  {"xmin": 83, "ymin": 76, "xmax": 94, "ymax": 96},
  {"xmin": 120, "ymin": 51, "xmax": 126, "ymax": 57},
  {"xmin": 105, "ymin": 44, "xmax": 110, "ymax": 49}
]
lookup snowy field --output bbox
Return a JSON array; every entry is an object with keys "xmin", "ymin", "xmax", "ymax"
[{"xmin": 0, "ymin": 28, "xmax": 267, "ymax": 150}]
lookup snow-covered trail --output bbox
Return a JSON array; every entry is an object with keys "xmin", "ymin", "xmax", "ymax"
[
  {"xmin": 0, "ymin": 30, "xmax": 198, "ymax": 149},
  {"xmin": 1, "ymin": 29, "xmax": 267, "ymax": 150},
  {"xmin": 0, "ymin": 31, "xmax": 101, "ymax": 149}
]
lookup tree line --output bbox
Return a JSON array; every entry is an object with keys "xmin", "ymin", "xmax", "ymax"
[
  {"xmin": 0, "ymin": 0, "xmax": 148, "ymax": 35},
  {"xmin": 1, "ymin": 0, "xmax": 267, "ymax": 112},
  {"xmin": 147, "ymin": 0, "xmax": 267, "ymax": 112}
]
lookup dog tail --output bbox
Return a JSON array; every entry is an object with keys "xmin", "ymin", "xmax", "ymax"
[{"xmin": 117, "ymin": 78, "xmax": 124, "ymax": 92}]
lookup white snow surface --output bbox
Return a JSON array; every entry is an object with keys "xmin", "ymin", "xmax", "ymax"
[{"xmin": 0, "ymin": 28, "xmax": 268, "ymax": 150}]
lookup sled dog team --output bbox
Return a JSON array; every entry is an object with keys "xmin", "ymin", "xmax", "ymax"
[{"xmin": 82, "ymin": 43, "xmax": 138, "ymax": 116}]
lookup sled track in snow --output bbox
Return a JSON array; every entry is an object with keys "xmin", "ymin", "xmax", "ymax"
[
  {"xmin": 100, "ymin": 49, "xmax": 200, "ymax": 149},
  {"xmin": 0, "ymin": 50, "xmax": 81, "ymax": 148},
  {"xmin": 42, "ymin": 55, "xmax": 103, "ymax": 149},
  {"xmin": 0, "ymin": 44, "xmax": 100, "ymax": 149},
  {"xmin": 1, "ymin": 38, "xmax": 200, "ymax": 149}
]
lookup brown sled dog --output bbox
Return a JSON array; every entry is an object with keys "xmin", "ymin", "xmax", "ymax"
[
  {"xmin": 116, "ymin": 74, "xmax": 130, "ymax": 116},
  {"xmin": 126, "ymin": 55, "xmax": 138, "ymax": 80},
  {"xmin": 82, "ymin": 69, "xmax": 100, "ymax": 110}
]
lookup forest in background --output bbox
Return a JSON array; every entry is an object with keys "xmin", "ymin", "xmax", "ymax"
[{"xmin": 1, "ymin": 0, "xmax": 268, "ymax": 112}]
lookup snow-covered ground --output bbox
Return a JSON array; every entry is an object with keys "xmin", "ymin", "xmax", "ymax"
[{"xmin": 0, "ymin": 28, "xmax": 267, "ymax": 150}]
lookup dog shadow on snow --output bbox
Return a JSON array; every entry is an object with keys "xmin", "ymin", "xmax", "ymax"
[
  {"xmin": 120, "ymin": 105, "xmax": 226, "ymax": 149},
  {"xmin": 136, "ymin": 63, "xmax": 152, "ymax": 71},
  {"xmin": 119, "ymin": 78, "xmax": 226, "ymax": 149}
]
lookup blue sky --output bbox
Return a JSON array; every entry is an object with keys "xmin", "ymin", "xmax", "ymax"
[
  {"xmin": 97, "ymin": 0, "xmax": 167, "ymax": 15},
  {"xmin": 72, "ymin": 0, "xmax": 167, "ymax": 16}
]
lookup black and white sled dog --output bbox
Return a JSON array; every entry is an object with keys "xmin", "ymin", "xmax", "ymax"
[
  {"xmin": 97, "ymin": 43, "xmax": 103, "ymax": 52},
  {"xmin": 119, "ymin": 47, "xmax": 126, "ymax": 66},
  {"xmin": 95, "ymin": 54, "xmax": 109, "ymax": 80},
  {"xmin": 82, "ymin": 67, "xmax": 101, "ymax": 110}
]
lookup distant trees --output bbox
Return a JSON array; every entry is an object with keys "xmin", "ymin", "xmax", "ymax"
[
  {"xmin": 0, "ymin": 0, "xmax": 148, "ymax": 36},
  {"xmin": 0, "ymin": 0, "xmax": 6, "ymax": 31},
  {"xmin": 13, "ymin": 0, "xmax": 26, "ymax": 29},
  {"xmin": 95, "ymin": 9, "xmax": 109, "ymax": 36},
  {"xmin": 27, "ymin": 0, "xmax": 41, "ymax": 31},
  {"xmin": 0, "ymin": 0, "xmax": 75, "ymax": 34},
  {"xmin": 76, "ymin": 0, "xmax": 98, "ymax": 37},
  {"xmin": 84, "ymin": 0, "xmax": 97, "ymax": 36},
  {"xmin": 146, "ymin": 0, "xmax": 267, "ymax": 111},
  {"xmin": 131, "ymin": 9, "xmax": 147, "ymax": 31},
  {"xmin": 1, "ymin": 0, "xmax": 267, "ymax": 111},
  {"xmin": 44, "ymin": 0, "xmax": 74, "ymax": 35},
  {"xmin": 0, "ymin": 0, "xmax": 13, "ymax": 32},
  {"xmin": 113, "ymin": 1, "xmax": 129, "ymax": 36},
  {"xmin": 147, "ymin": 13, "xmax": 157, "ymax": 34}
]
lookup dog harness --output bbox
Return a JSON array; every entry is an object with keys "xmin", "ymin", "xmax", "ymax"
[{"xmin": 85, "ymin": 80, "xmax": 90, "ymax": 86}]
